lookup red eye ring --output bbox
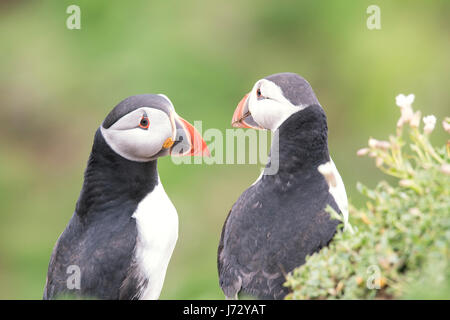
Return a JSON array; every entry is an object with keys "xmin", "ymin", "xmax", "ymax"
[
  {"xmin": 256, "ymin": 88, "xmax": 262, "ymax": 98},
  {"xmin": 139, "ymin": 116, "xmax": 150, "ymax": 129}
]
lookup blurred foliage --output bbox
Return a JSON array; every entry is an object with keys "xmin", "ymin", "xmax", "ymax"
[
  {"xmin": 285, "ymin": 98, "xmax": 450, "ymax": 299},
  {"xmin": 0, "ymin": 1, "xmax": 449, "ymax": 299}
]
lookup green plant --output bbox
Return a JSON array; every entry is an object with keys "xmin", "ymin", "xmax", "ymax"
[{"xmin": 285, "ymin": 94, "xmax": 450, "ymax": 299}]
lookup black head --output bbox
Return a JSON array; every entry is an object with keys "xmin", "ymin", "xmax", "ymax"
[
  {"xmin": 264, "ymin": 73, "xmax": 320, "ymax": 107},
  {"xmin": 100, "ymin": 94, "xmax": 208, "ymax": 162},
  {"xmin": 232, "ymin": 72, "xmax": 321, "ymax": 130},
  {"xmin": 102, "ymin": 94, "xmax": 173, "ymax": 129}
]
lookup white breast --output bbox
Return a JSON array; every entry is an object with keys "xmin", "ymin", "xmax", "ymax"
[
  {"xmin": 132, "ymin": 177, "xmax": 179, "ymax": 300},
  {"xmin": 328, "ymin": 157, "xmax": 352, "ymax": 233}
]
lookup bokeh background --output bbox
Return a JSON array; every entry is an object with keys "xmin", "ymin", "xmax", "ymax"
[{"xmin": 0, "ymin": 0, "xmax": 449, "ymax": 299}]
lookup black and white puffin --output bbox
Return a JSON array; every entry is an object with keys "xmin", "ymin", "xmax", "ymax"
[
  {"xmin": 217, "ymin": 73, "xmax": 349, "ymax": 299},
  {"xmin": 44, "ymin": 94, "xmax": 208, "ymax": 300}
]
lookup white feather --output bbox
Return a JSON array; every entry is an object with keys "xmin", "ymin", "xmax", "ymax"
[
  {"xmin": 248, "ymin": 79, "xmax": 305, "ymax": 131},
  {"xmin": 132, "ymin": 177, "xmax": 179, "ymax": 300}
]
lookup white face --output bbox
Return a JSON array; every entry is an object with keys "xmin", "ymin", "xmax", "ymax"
[
  {"xmin": 100, "ymin": 107, "xmax": 173, "ymax": 162},
  {"xmin": 247, "ymin": 79, "xmax": 305, "ymax": 131}
]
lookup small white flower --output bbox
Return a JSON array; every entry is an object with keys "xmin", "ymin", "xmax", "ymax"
[
  {"xmin": 368, "ymin": 138, "xmax": 378, "ymax": 148},
  {"xmin": 368, "ymin": 138, "xmax": 390, "ymax": 150},
  {"xmin": 377, "ymin": 140, "xmax": 391, "ymax": 150},
  {"xmin": 356, "ymin": 148, "xmax": 370, "ymax": 157},
  {"xmin": 443, "ymin": 118, "xmax": 450, "ymax": 134},
  {"xmin": 423, "ymin": 115, "xmax": 436, "ymax": 134},
  {"xmin": 395, "ymin": 94, "xmax": 415, "ymax": 109},
  {"xmin": 395, "ymin": 94, "xmax": 415, "ymax": 128},
  {"xmin": 318, "ymin": 162, "xmax": 337, "ymax": 187}
]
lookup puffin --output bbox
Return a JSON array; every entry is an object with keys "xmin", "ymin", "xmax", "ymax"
[
  {"xmin": 43, "ymin": 94, "xmax": 208, "ymax": 300},
  {"xmin": 217, "ymin": 72, "xmax": 348, "ymax": 299}
]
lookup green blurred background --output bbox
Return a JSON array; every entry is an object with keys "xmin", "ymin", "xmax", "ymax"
[{"xmin": 0, "ymin": 0, "xmax": 449, "ymax": 299}]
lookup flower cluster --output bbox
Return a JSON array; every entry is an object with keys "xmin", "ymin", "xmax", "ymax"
[
  {"xmin": 285, "ymin": 94, "xmax": 450, "ymax": 300},
  {"xmin": 357, "ymin": 94, "xmax": 449, "ymax": 182}
]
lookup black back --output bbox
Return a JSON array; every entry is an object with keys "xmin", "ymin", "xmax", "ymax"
[
  {"xmin": 218, "ymin": 105, "xmax": 341, "ymax": 299},
  {"xmin": 43, "ymin": 129, "xmax": 158, "ymax": 300}
]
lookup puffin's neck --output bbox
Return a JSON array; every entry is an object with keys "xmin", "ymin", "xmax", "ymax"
[
  {"xmin": 265, "ymin": 105, "xmax": 330, "ymax": 178},
  {"xmin": 75, "ymin": 128, "xmax": 159, "ymax": 220}
]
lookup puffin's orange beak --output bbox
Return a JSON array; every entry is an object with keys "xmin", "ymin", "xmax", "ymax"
[
  {"xmin": 232, "ymin": 94, "xmax": 250, "ymax": 128},
  {"xmin": 231, "ymin": 93, "xmax": 262, "ymax": 129},
  {"xmin": 174, "ymin": 116, "xmax": 210, "ymax": 156}
]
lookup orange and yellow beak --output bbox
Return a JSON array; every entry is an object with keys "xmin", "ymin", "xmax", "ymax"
[
  {"xmin": 178, "ymin": 116, "xmax": 209, "ymax": 156},
  {"xmin": 231, "ymin": 93, "xmax": 262, "ymax": 129},
  {"xmin": 170, "ymin": 114, "xmax": 210, "ymax": 157}
]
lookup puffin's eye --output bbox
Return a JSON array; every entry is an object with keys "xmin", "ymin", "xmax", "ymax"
[
  {"xmin": 256, "ymin": 88, "xmax": 262, "ymax": 98},
  {"xmin": 139, "ymin": 116, "xmax": 150, "ymax": 129}
]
